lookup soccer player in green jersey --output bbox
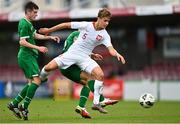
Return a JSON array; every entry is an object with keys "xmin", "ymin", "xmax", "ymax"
[
  {"xmin": 60, "ymin": 31, "xmax": 119, "ymax": 118},
  {"xmin": 7, "ymin": 1, "xmax": 59, "ymax": 120}
]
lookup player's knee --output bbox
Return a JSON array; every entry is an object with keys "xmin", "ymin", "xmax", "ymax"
[
  {"xmin": 99, "ymin": 73, "xmax": 104, "ymax": 81},
  {"xmin": 33, "ymin": 77, "xmax": 41, "ymax": 85},
  {"xmin": 91, "ymin": 67, "xmax": 104, "ymax": 81},
  {"xmin": 95, "ymin": 72, "xmax": 104, "ymax": 81},
  {"xmin": 80, "ymin": 79, "xmax": 88, "ymax": 85}
]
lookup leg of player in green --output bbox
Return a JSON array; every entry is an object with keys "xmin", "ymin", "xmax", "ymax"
[
  {"xmin": 8, "ymin": 78, "xmax": 47, "ymax": 120},
  {"xmin": 87, "ymin": 80, "xmax": 118, "ymax": 107},
  {"xmin": 7, "ymin": 84, "xmax": 30, "ymax": 119},
  {"xmin": 78, "ymin": 85, "xmax": 90, "ymax": 108},
  {"xmin": 77, "ymin": 80, "xmax": 104, "ymax": 108},
  {"xmin": 60, "ymin": 65, "xmax": 92, "ymax": 118},
  {"xmin": 8, "ymin": 57, "xmax": 41, "ymax": 120},
  {"xmin": 8, "ymin": 79, "xmax": 47, "ymax": 118},
  {"xmin": 10, "ymin": 84, "xmax": 29, "ymax": 107},
  {"xmin": 78, "ymin": 80, "xmax": 118, "ymax": 110},
  {"xmin": 21, "ymin": 82, "xmax": 39, "ymax": 109},
  {"xmin": 17, "ymin": 79, "xmax": 40, "ymax": 121}
]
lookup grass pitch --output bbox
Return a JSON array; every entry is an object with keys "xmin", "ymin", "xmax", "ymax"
[{"xmin": 0, "ymin": 99, "xmax": 180, "ymax": 123}]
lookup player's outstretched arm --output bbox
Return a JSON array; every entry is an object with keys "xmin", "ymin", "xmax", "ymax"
[
  {"xmin": 34, "ymin": 33, "xmax": 60, "ymax": 43},
  {"xmin": 107, "ymin": 46, "xmax": 126, "ymax": 64},
  {"xmin": 39, "ymin": 22, "xmax": 71, "ymax": 34},
  {"xmin": 19, "ymin": 38, "xmax": 48, "ymax": 53}
]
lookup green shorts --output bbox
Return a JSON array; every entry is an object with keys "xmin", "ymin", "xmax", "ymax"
[
  {"xmin": 18, "ymin": 55, "xmax": 40, "ymax": 79},
  {"xmin": 60, "ymin": 64, "xmax": 81, "ymax": 83}
]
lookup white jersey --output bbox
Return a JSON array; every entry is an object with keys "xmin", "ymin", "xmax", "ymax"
[
  {"xmin": 54, "ymin": 21, "xmax": 112, "ymax": 73},
  {"xmin": 68, "ymin": 21, "xmax": 112, "ymax": 57}
]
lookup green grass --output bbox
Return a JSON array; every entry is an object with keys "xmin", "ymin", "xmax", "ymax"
[{"xmin": 0, "ymin": 99, "xmax": 180, "ymax": 123}]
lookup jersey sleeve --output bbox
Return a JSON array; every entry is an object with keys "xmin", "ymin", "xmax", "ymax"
[
  {"xmin": 102, "ymin": 32, "xmax": 112, "ymax": 47},
  {"xmin": 19, "ymin": 23, "xmax": 30, "ymax": 39},
  {"xmin": 71, "ymin": 22, "xmax": 89, "ymax": 30},
  {"xmin": 33, "ymin": 30, "xmax": 36, "ymax": 37}
]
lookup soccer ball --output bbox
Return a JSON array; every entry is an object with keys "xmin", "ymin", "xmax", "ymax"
[{"xmin": 139, "ymin": 93, "xmax": 155, "ymax": 108}]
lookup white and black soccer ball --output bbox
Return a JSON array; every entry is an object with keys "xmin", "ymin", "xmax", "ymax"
[{"xmin": 139, "ymin": 93, "xmax": 155, "ymax": 108}]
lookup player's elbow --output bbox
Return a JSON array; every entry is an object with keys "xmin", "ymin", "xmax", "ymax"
[
  {"xmin": 19, "ymin": 40, "xmax": 24, "ymax": 46},
  {"xmin": 62, "ymin": 22, "xmax": 71, "ymax": 29},
  {"xmin": 19, "ymin": 39, "xmax": 26, "ymax": 46}
]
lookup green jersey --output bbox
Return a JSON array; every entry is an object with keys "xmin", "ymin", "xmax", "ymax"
[
  {"xmin": 18, "ymin": 18, "xmax": 38, "ymax": 58},
  {"xmin": 62, "ymin": 31, "xmax": 80, "ymax": 53},
  {"xmin": 17, "ymin": 18, "xmax": 40, "ymax": 79}
]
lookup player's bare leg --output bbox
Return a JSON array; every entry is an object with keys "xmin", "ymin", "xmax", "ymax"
[
  {"xmin": 80, "ymin": 71, "xmax": 92, "ymax": 85},
  {"xmin": 91, "ymin": 66, "xmax": 107, "ymax": 114},
  {"xmin": 40, "ymin": 59, "xmax": 59, "ymax": 81}
]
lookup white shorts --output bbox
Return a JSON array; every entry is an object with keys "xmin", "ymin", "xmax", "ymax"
[{"xmin": 54, "ymin": 52, "xmax": 99, "ymax": 74}]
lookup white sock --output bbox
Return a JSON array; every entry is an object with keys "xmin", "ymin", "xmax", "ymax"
[
  {"xmin": 93, "ymin": 80, "xmax": 103, "ymax": 105},
  {"xmin": 40, "ymin": 67, "xmax": 49, "ymax": 81}
]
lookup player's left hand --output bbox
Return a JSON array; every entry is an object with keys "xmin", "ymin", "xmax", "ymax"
[
  {"xmin": 116, "ymin": 53, "xmax": 126, "ymax": 64},
  {"xmin": 91, "ymin": 53, "xmax": 103, "ymax": 60},
  {"xmin": 49, "ymin": 36, "xmax": 60, "ymax": 43},
  {"xmin": 39, "ymin": 28, "xmax": 49, "ymax": 35}
]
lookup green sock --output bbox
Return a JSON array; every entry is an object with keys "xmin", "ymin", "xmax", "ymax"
[
  {"xmin": 88, "ymin": 80, "xmax": 105, "ymax": 102},
  {"xmin": 79, "ymin": 85, "xmax": 90, "ymax": 108},
  {"xmin": 12, "ymin": 84, "xmax": 29, "ymax": 107},
  {"xmin": 23, "ymin": 82, "xmax": 39, "ymax": 109},
  {"xmin": 87, "ymin": 80, "xmax": 95, "ymax": 92},
  {"xmin": 99, "ymin": 94, "xmax": 105, "ymax": 102}
]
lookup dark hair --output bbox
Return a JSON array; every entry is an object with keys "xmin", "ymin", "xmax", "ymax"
[
  {"xmin": 24, "ymin": 1, "xmax": 39, "ymax": 13},
  {"xmin": 98, "ymin": 8, "xmax": 111, "ymax": 19}
]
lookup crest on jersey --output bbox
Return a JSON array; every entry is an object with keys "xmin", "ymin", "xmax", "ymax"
[{"xmin": 96, "ymin": 35, "xmax": 103, "ymax": 41}]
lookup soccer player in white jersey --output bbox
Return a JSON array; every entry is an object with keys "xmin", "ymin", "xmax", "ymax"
[{"xmin": 39, "ymin": 8, "xmax": 126, "ymax": 112}]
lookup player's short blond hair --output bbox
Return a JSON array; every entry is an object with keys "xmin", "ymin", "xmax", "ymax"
[{"xmin": 98, "ymin": 8, "xmax": 111, "ymax": 19}]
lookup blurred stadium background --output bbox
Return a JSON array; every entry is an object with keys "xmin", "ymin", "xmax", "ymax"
[{"xmin": 0, "ymin": 0, "xmax": 180, "ymax": 102}]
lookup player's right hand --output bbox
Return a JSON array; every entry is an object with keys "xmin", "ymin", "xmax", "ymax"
[
  {"xmin": 116, "ymin": 53, "xmax": 126, "ymax": 64},
  {"xmin": 39, "ymin": 28, "xmax": 49, "ymax": 35},
  {"xmin": 49, "ymin": 36, "xmax": 60, "ymax": 43},
  {"xmin": 38, "ymin": 46, "xmax": 48, "ymax": 53}
]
